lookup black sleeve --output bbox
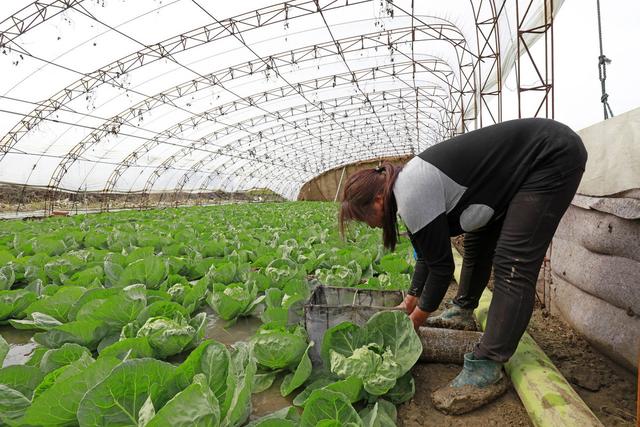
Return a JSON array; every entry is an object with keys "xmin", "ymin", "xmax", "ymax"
[
  {"xmin": 408, "ymin": 257, "xmax": 428, "ymax": 297},
  {"xmin": 408, "ymin": 213, "xmax": 454, "ymax": 312}
]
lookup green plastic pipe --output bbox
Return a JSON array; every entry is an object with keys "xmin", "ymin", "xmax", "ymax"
[{"xmin": 451, "ymin": 249, "xmax": 603, "ymax": 427}]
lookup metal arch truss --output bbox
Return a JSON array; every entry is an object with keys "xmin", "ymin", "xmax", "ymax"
[
  {"xmin": 1, "ymin": 0, "xmax": 372, "ymax": 161},
  {"xmin": 46, "ymin": 36, "xmax": 457, "ymax": 192},
  {"xmin": 49, "ymin": 56, "xmax": 456, "ymax": 210},
  {"xmin": 110, "ymin": 61, "xmax": 454, "ymax": 184},
  {"xmin": 516, "ymin": 0, "xmax": 554, "ymax": 118},
  {"xmin": 113, "ymin": 86, "xmax": 446, "ymax": 209},
  {"xmin": 0, "ymin": 0, "xmax": 85, "ymax": 49},
  {"xmin": 471, "ymin": 0, "xmax": 505, "ymax": 126},
  {"xmin": 0, "ymin": 0, "xmax": 556, "ymax": 207},
  {"xmin": 162, "ymin": 89, "xmax": 442, "ymax": 199},
  {"xmin": 42, "ymin": 22, "xmax": 469, "ymax": 207},
  {"xmin": 134, "ymin": 86, "xmax": 449, "ymax": 205}
]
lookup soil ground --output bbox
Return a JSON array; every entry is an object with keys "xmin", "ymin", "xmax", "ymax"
[
  {"xmin": 528, "ymin": 308, "xmax": 637, "ymax": 426},
  {"xmin": 397, "ymin": 282, "xmax": 531, "ymax": 426},
  {"xmin": 399, "ymin": 362, "xmax": 530, "ymax": 426},
  {"xmin": 397, "ymin": 278, "xmax": 638, "ymax": 426}
]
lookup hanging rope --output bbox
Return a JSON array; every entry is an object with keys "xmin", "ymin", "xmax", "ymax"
[{"xmin": 596, "ymin": 0, "xmax": 614, "ymax": 119}]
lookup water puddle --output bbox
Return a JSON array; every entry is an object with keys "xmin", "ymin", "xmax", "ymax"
[
  {"xmin": 0, "ymin": 325, "xmax": 37, "ymax": 367},
  {"xmin": 250, "ymin": 376, "xmax": 296, "ymax": 420},
  {"xmin": 204, "ymin": 307, "xmax": 263, "ymax": 345},
  {"xmin": 203, "ymin": 308, "xmax": 293, "ymax": 419}
]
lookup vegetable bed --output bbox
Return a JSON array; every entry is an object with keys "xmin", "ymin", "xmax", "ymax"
[{"xmin": 0, "ymin": 202, "xmax": 419, "ymax": 426}]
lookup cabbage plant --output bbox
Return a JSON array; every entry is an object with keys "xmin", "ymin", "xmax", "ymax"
[
  {"xmin": 207, "ymin": 280, "xmax": 264, "ymax": 322},
  {"xmin": 322, "ymin": 311, "xmax": 421, "ymax": 398},
  {"xmin": 316, "ymin": 260, "xmax": 362, "ymax": 287}
]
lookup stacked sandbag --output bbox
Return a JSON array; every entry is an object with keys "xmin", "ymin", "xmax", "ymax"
[{"xmin": 550, "ymin": 199, "xmax": 640, "ymax": 373}]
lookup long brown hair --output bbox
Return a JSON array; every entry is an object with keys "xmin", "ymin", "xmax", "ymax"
[{"xmin": 339, "ymin": 162, "xmax": 403, "ymax": 250}]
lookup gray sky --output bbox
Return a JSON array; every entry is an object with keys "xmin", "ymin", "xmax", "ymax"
[{"xmin": 553, "ymin": 0, "xmax": 640, "ymax": 130}]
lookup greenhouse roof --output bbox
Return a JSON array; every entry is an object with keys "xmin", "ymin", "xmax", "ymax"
[{"xmin": 0, "ymin": 0, "xmax": 561, "ymax": 200}]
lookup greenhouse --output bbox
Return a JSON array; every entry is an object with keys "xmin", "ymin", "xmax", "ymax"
[{"xmin": 0, "ymin": 0, "xmax": 638, "ymax": 426}]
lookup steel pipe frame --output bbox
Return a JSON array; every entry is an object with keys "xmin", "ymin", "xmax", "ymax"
[
  {"xmin": 0, "ymin": 0, "xmax": 86, "ymax": 49},
  {"xmin": 0, "ymin": 16, "xmax": 460, "ymax": 172},
  {"xmin": 88, "ymin": 74, "xmax": 452, "ymax": 210},
  {"xmin": 125, "ymin": 70, "xmax": 460, "ymax": 204},
  {"xmin": 110, "ymin": 98, "xmax": 439, "ymax": 208},
  {"xmin": 129, "ymin": 77, "xmax": 452, "ymax": 201},
  {"xmin": 96, "ymin": 58, "xmax": 455, "ymax": 194},
  {"xmin": 471, "ymin": 0, "xmax": 505, "ymax": 126},
  {"xmin": 116, "ymin": 141, "xmax": 416, "ymax": 208},
  {"xmin": 386, "ymin": 2, "xmax": 479, "ymax": 135},
  {"xmin": 150, "ymin": 143, "xmax": 417, "ymax": 207},
  {"xmin": 1, "ymin": 0, "xmax": 557, "ymax": 206},
  {"xmin": 15, "ymin": 17, "xmax": 473, "ymax": 207},
  {"xmin": 70, "ymin": 3, "xmax": 428, "ymax": 179},
  {"xmin": 43, "ymin": 25, "xmax": 465, "ymax": 207},
  {"xmin": 123, "ymin": 99, "xmax": 437, "ymax": 208},
  {"xmin": 138, "ymin": 83, "xmax": 449, "ymax": 187},
  {"xmin": 7, "ymin": 19, "xmax": 470, "ymax": 209},
  {"xmin": 47, "ymin": 80, "xmax": 448, "ymax": 212},
  {"xmin": 188, "ymin": 138, "xmax": 430, "ymax": 198},
  {"xmin": 193, "ymin": 144, "xmax": 417, "ymax": 202},
  {"xmin": 85, "ymin": 55, "xmax": 452, "ymax": 194},
  {"xmin": 134, "ymin": 89, "xmax": 444, "ymax": 204},
  {"xmin": 0, "ymin": 0, "xmax": 373, "ymax": 160},
  {"xmin": 170, "ymin": 105, "xmax": 434, "ymax": 197},
  {"xmin": 516, "ymin": 0, "xmax": 554, "ymax": 119},
  {"xmin": 144, "ymin": 107, "xmax": 424, "ymax": 186}
]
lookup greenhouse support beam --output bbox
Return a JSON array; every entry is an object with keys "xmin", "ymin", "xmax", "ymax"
[{"xmin": 450, "ymin": 249, "xmax": 603, "ymax": 427}]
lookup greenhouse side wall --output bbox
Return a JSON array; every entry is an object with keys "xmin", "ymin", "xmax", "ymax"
[{"xmin": 549, "ymin": 109, "xmax": 640, "ymax": 373}]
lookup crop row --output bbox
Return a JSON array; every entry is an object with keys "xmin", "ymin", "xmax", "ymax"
[{"xmin": 0, "ymin": 202, "xmax": 418, "ymax": 426}]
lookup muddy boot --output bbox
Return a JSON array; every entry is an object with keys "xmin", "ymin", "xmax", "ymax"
[
  {"xmin": 431, "ymin": 352, "xmax": 510, "ymax": 415},
  {"xmin": 425, "ymin": 304, "xmax": 477, "ymax": 331}
]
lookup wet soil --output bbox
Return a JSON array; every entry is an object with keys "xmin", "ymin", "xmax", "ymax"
[
  {"xmin": 528, "ymin": 307, "xmax": 637, "ymax": 426},
  {"xmin": 397, "ymin": 282, "xmax": 531, "ymax": 427},
  {"xmin": 250, "ymin": 376, "xmax": 294, "ymax": 420},
  {"xmin": 0, "ymin": 325, "xmax": 37, "ymax": 367},
  {"xmin": 397, "ymin": 273, "xmax": 638, "ymax": 426},
  {"xmin": 399, "ymin": 362, "xmax": 530, "ymax": 426}
]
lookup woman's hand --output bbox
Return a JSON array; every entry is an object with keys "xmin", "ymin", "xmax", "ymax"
[
  {"xmin": 409, "ymin": 307, "xmax": 431, "ymax": 330},
  {"xmin": 396, "ymin": 295, "xmax": 418, "ymax": 314}
]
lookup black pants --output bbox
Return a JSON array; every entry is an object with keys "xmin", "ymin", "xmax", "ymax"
[{"xmin": 453, "ymin": 166, "xmax": 585, "ymax": 363}]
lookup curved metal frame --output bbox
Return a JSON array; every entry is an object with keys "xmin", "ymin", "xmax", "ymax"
[
  {"xmin": 167, "ymin": 96, "xmax": 437, "ymax": 197},
  {"xmin": 43, "ymin": 26, "xmax": 461, "ymax": 197},
  {"xmin": 126, "ymin": 67, "xmax": 453, "ymax": 194},
  {"xmin": 41, "ymin": 22, "xmax": 468, "ymax": 207},
  {"xmin": 136, "ymin": 86, "xmax": 446, "ymax": 199},
  {"xmin": 57, "ymin": 51, "xmax": 456, "ymax": 197},
  {"xmin": 0, "ymin": 0, "xmax": 556, "ymax": 208}
]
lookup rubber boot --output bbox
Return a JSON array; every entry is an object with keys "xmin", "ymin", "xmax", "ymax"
[
  {"xmin": 425, "ymin": 303, "xmax": 477, "ymax": 331},
  {"xmin": 431, "ymin": 352, "xmax": 510, "ymax": 415}
]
